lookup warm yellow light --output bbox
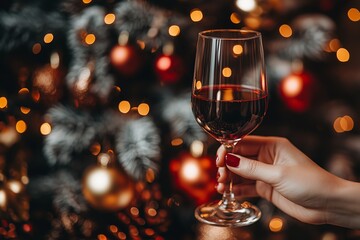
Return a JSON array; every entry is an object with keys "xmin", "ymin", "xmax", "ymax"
[
  {"xmin": 43, "ymin": 33, "xmax": 54, "ymax": 44},
  {"xmin": 109, "ymin": 225, "xmax": 118, "ymax": 233},
  {"xmin": 85, "ymin": 34, "xmax": 96, "ymax": 45},
  {"xmin": 0, "ymin": 97, "xmax": 7, "ymax": 109},
  {"xmin": 147, "ymin": 208, "xmax": 157, "ymax": 217},
  {"xmin": 18, "ymin": 88, "xmax": 30, "ymax": 95},
  {"xmin": 118, "ymin": 101, "xmax": 131, "ymax": 113},
  {"xmin": 279, "ymin": 24, "xmax": 292, "ymax": 38},
  {"xmin": 230, "ymin": 13, "xmax": 241, "ymax": 24},
  {"xmin": 40, "ymin": 122, "xmax": 52, "ymax": 135},
  {"xmin": 195, "ymin": 80, "xmax": 202, "ymax": 90},
  {"xmin": 90, "ymin": 143, "xmax": 101, "ymax": 156},
  {"xmin": 171, "ymin": 138, "xmax": 183, "ymax": 146},
  {"xmin": 7, "ymin": 180, "xmax": 22, "ymax": 194},
  {"xmin": 233, "ymin": 44, "xmax": 243, "ymax": 55},
  {"xmin": 282, "ymin": 75, "xmax": 303, "ymax": 97},
  {"xmin": 269, "ymin": 217, "xmax": 284, "ymax": 232},
  {"xmin": 86, "ymin": 168, "xmax": 111, "ymax": 194},
  {"xmin": 168, "ymin": 25, "xmax": 181, "ymax": 37},
  {"xmin": 333, "ymin": 117, "xmax": 344, "ymax": 133},
  {"xmin": 190, "ymin": 9, "xmax": 203, "ymax": 22},
  {"xmin": 180, "ymin": 159, "xmax": 201, "ymax": 182},
  {"xmin": 236, "ymin": 0, "xmax": 256, "ymax": 12},
  {"xmin": 104, "ymin": 13, "xmax": 116, "ymax": 24},
  {"xmin": 50, "ymin": 52, "xmax": 60, "ymax": 69},
  {"xmin": 32, "ymin": 43, "xmax": 42, "ymax": 54},
  {"xmin": 340, "ymin": 115, "xmax": 354, "ymax": 132},
  {"xmin": 97, "ymin": 234, "xmax": 107, "ymax": 240},
  {"xmin": 222, "ymin": 67, "xmax": 232, "ymax": 77},
  {"xmin": 130, "ymin": 207, "xmax": 139, "ymax": 216},
  {"xmin": 244, "ymin": 17, "xmax": 261, "ymax": 29},
  {"xmin": 329, "ymin": 38, "xmax": 341, "ymax": 52},
  {"xmin": 190, "ymin": 140, "xmax": 204, "ymax": 158},
  {"xmin": 0, "ymin": 190, "xmax": 6, "ymax": 208},
  {"xmin": 20, "ymin": 106, "xmax": 31, "ymax": 114},
  {"xmin": 348, "ymin": 8, "xmax": 360, "ymax": 22},
  {"xmin": 21, "ymin": 176, "xmax": 29, "ymax": 185},
  {"xmin": 16, "ymin": 120, "xmax": 27, "ymax": 134},
  {"xmin": 138, "ymin": 103, "xmax": 150, "ymax": 116},
  {"xmin": 82, "ymin": 0, "xmax": 92, "ymax": 4},
  {"xmin": 336, "ymin": 48, "xmax": 350, "ymax": 62}
]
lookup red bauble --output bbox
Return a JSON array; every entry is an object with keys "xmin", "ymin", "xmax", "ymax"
[
  {"xmin": 169, "ymin": 153, "xmax": 217, "ymax": 205},
  {"xmin": 110, "ymin": 44, "xmax": 143, "ymax": 76},
  {"xmin": 279, "ymin": 71, "xmax": 316, "ymax": 113},
  {"xmin": 154, "ymin": 54, "xmax": 184, "ymax": 84}
]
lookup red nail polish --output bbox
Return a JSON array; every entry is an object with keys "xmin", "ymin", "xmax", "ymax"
[{"xmin": 225, "ymin": 153, "xmax": 240, "ymax": 167}]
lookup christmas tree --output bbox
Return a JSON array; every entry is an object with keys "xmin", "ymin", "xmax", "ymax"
[{"xmin": 0, "ymin": 0, "xmax": 359, "ymax": 239}]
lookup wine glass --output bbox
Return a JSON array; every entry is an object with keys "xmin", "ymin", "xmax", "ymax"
[{"xmin": 191, "ymin": 29, "xmax": 268, "ymax": 227}]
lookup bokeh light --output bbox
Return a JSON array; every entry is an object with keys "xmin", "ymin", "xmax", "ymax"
[
  {"xmin": 269, "ymin": 217, "xmax": 284, "ymax": 232},
  {"xmin": 85, "ymin": 34, "xmax": 96, "ymax": 45},
  {"xmin": 156, "ymin": 56, "xmax": 172, "ymax": 71},
  {"xmin": 230, "ymin": 13, "xmax": 241, "ymax": 24},
  {"xmin": 32, "ymin": 43, "xmax": 42, "ymax": 54},
  {"xmin": 138, "ymin": 103, "xmax": 150, "ymax": 116},
  {"xmin": 222, "ymin": 67, "xmax": 232, "ymax": 77},
  {"xmin": 0, "ymin": 97, "xmax": 7, "ymax": 109},
  {"xmin": 40, "ymin": 122, "xmax": 52, "ymax": 135},
  {"xmin": 190, "ymin": 9, "xmax": 203, "ymax": 22},
  {"xmin": 86, "ymin": 168, "xmax": 111, "ymax": 194},
  {"xmin": 180, "ymin": 159, "xmax": 201, "ymax": 182},
  {"xmin": 279, "ymin": 24, "xmax": 293, "ymax": 38},
  {"xmin": 336, "ymin": 48, "xmax": 350, "ymax": 62},
  {"xmin": 348, "ymin": 8, "xmax": 360, "ymax": 22},
  {"xmin": 118, "ymin": 100, "xmax": 131, "ymax": 113},
  {"xmin": 104, "ymin": 13, "xmax": 116, "ymax": 24},
  {"xmin": 168, "ymin": 25, "xmax": 181, "ymax": 37},
  {"xmin": 236, "ymin": 0, "xmax": 256, "ymax": 12},
  {"xmin": 281, "ymin": 75, "xmax": 303, "ymax": 97},
  {"xmin": 16, "ymin": 120, "xmax": 27, "ymax": 133},
  {"xmin": 233, "ymin": 44, "xmax": 243, "ymax": 55},
  {"xmin": 43, "ymin": 33, "xmax": 54, "ymax": 44}
]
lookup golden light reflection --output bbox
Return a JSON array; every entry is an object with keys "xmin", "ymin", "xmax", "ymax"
[
  {"xmin": 85, "ymin": 34, "xmax": 96, "ymax": 45},
  {"xmin": 233, "ymin": 44, "xmax": 243, "ymax": 55},
  {"xmin": 0, "ymin": 97, "xmax": 7, "ymax": 109},
  {"xmin": 82, "ymin": 0, "xmax": 92, "ymax": 4},
  {"xmin": 279, "ymin": 24, "xmax": 292, "ymax": 38},
  {"xmin": 16, "ymin": 120, "xmax": 27, "ymax": 134},
  {"xmin": 104, "ymin": 13, "xmax": 116, "ymax": 24},
  {"xmin": 269, "ymin": 217, "xmax": 284, "ymax": 232},
  {"xmin": 230, "ymin": 13, "xmax": 241, "ymax": 24},
  {"xmin": 336, "ymin": 48, "xmax": 350, "ymax": 62},
  {"xmin": 196, "ymin": 80, "xmax": 202, "ymax": 90},
  {"xmin": 348, "ymin": 8, "xmax": 360, "ymax": 22},
  {"xmin": 43, "ymin": 33, "xmax": 54, "ymax": 44},
  {"xmin": 138, "ymin": 103, "xmax": 150, "ymax": 116},
  {"xmin": 222, "ymin": 67, "xmax": 232, "ymax": 77},
  {"xmin": 168, "ymin": 25, "xmax": 181, "ymax": 37},
  {"xmin": 190, "ymin": 9, "xmax": 203, "ymax": 22},
  {"xmin": 40, "ymin": 122, "xmax": 52, "ymax": 135}
]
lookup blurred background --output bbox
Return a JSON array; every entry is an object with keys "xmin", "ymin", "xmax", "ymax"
[{"xmin": 0, "ymin": 0, "xmax": 359, "ymax": 239}]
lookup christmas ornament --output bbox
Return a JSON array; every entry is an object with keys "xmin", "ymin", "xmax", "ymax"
[
  {"xmin": 279, "ymin": 71, "xmax": 316, "ymax": 113},
  {"xmin": 110, "ymin": 44, "xmax": 143, "ymax": 76},
  {"xmin": 154, "ymin": 54, "xmax": 184, "ymax": 84},
  {"xmin": 82, "ymin": 165, "xmax": 134, "ymax": 211},
  {"xmin": 169, "ymin": 153, "xmax": 217, "ymax": 205},
  {"xmin": 32, "ymin": 64, "xmax": 64, "ymax": 105}
]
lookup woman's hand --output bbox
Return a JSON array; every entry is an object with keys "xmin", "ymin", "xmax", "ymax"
[{"xmin": 216, "ymin": 136, "xmax": 360, "ymax": 229}]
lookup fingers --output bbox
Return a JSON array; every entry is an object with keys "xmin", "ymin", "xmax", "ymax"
[{"xmin": 225, "ymin": 153, "xmax": 280, "ymax": 184}]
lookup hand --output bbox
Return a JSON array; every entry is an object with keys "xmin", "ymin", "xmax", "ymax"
[{"xmin": 216, "ymin": 135, "xmax": 360, "ymax": 228}]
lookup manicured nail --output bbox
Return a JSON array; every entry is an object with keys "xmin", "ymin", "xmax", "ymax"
[{"xmin": 225, "ymin": 153, "xmax": 240, "ymax": 167}]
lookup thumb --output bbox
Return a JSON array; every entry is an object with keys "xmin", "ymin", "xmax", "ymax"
[{"xmin": 225, "ymin": 153, "xmax": 280, "ymax": 184}]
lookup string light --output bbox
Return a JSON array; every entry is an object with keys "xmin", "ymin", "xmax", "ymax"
[
  {"xmin": 82, "ymin": 0, "xmax": 92, "ymax": 4},
  {"xmin": 0, "ymin": 97, "xmax": 7, "ymax": 109},
  {"xmin": 168, "ymin": 25, "xmax": 181, "ymax": 37},
  {"xmin": 171, "ymin": 138, "xmax": 183, "ymax": 146},
  {"xmin": 118, "ymin": 100, "xmax": 131, "ymax": 113},
  {"xmin": 85, "ymin": 34, "xmax": 96, "ymax": 45},
  {"xmin": 43, "ymin": 33, "xmax": 54, "ymax": 44},
  {"xmin": 279, "ymin": 24, "xmax": 293, "ymax": 38},
  {"xmin": 190, "ymin": 140, "xmax": 204, "ymax": 157},
  {"xmin": 236, "ymin": 0, "xmax": 256, "ymax": 12},
  {"xmin": 336, "ymin": 48, "xmax": 350, "ymax": 62},
  {"xmin": 329, "ymin": 38, "xmax": 341, "ymax": 52},
  {"xmin": 86, "ymin": 168, "xmax": 112, "ymax": 194},
  {"xmin": 180, "ymin": 158, "xmax": 201, "ymax": 183},
  {"xmin": 348, "ymin": 8, "xmax": 360, "ymax": 22},
  {"xmin": 40, "ymin": 122, "xmax": 52, "ymax": 135},
  {"xmin": 32, "ymin": 43, "xmax": 42, "ymax": 54},
  {"xmin": 333, "ymin": 115, "xmax": 354, "ymax": 133},
  {"xmin": 190, "ymin": 9, "xmax": 203, "ymax": 22},
  {"xmin": 281, "ymin": 75, "xmax": 303, "ymax": 97},
  {"xmin": 104, "ymin": 13, "xmax": 116, "ymax": 24},
  {"xmin": 222, "ymin": 67, "xmax": 232, "ymax": 77},
  {"xmin": 156, "ymin": 56, "xmax": 172, "ymax": 71},
  {"xmin": 230, "ymin": 13, "xmax": 241, "ymax": 24},
  {"xmin": 0, "ymin": 190, "xmax": 6, "ymax": 208},
  {"xmin": 16, "ymin": 120, "xmax": 27, "ymax": 134},
  {"xmin": 233, "ymin": 44, "xmax": 243, "ymax": 55},
  {"xmin": 138, "ymin": 103, "xmax": 150, "ymax": 116}
]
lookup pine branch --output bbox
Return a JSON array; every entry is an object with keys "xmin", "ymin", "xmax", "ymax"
[
  {"xmin": 0, "ymin": 6, "xmax": 66, "ymax": 52},
  {"xmin": 116, "ymin": 117, "xmax": 161, "ymax": 180}
]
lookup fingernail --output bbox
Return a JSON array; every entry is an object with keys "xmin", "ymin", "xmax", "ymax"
[{"xmin": 225, "ymin": 153, "xmax": 240, "ymax": 167}]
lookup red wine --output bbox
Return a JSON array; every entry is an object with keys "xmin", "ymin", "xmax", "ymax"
[{"xmin": 192, "ymin": 85, "xmax": 268, "ymax": 142}]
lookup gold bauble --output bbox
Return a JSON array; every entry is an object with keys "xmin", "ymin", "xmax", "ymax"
[{"xmin": 82, "ymin": 166, "xmax": 134, "ymax": 211}]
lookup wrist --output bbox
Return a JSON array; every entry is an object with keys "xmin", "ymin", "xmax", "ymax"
[{"xmin": 326, "ymin": 177, "xmax": 360, "ymax": 229}]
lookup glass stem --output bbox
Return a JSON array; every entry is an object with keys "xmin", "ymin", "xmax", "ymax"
[{"xmin": 216, "ymin": 143, "xmax": 240, "ymax": 217}]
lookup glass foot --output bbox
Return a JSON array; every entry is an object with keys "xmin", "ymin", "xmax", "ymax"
[{"xmin": 194, "ymin": 200, "xmax": 261, "ymax": 227}]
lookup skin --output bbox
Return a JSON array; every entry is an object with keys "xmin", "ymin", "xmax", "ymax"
[{"xmin": 216, "ymin": 135, "xmax": 360, "ymax": 229}]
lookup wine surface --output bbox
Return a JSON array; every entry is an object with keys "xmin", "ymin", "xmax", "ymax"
[{"xmin": 192, "ymin": 85, "xmax": 268, "ymax": 142}]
